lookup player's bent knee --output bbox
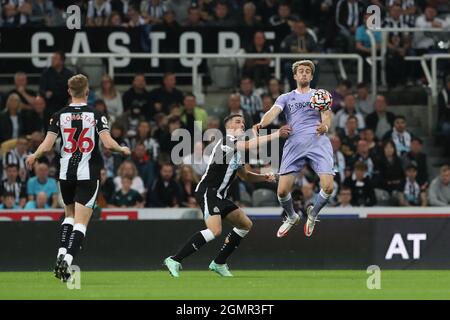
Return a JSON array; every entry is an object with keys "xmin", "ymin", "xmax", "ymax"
[
  {"xmin": 277, "ymin": 189, "xmax": 289, "ymax": 199},
  {"xmin": 323, "ymin": 184, "xmax": 334, "ymax": 195}
]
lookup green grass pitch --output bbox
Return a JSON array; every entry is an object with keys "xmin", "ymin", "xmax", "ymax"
[{"xmin": 1, "ymin": 270, "xmax": 450, "ymax": 300}]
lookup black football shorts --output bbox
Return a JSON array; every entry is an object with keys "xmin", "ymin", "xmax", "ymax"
[
  {"xmin": 195, "ymin": 187, "xmax": 239, "ymax": 220},
  {"xmin": 59, "ymin": 180, "xmax": 100, "ymax": 209}
]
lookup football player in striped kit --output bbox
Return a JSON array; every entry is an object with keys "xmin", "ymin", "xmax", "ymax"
[
  {"xmin": 26, "ymin": 74, "xmax": 130, "ymax": 282},
  {"xmin": 164, "ymin": 114, "xmax": 291, "ymax": 277}
]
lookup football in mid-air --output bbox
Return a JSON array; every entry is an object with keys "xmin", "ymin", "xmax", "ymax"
[{"xmin": 310, "ymin": 89, "xmax": 333, "ymax": 112}]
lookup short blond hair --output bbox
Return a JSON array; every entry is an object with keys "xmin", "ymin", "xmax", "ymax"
[
  {"xmin": 292, "ymin": 60, "xmax": 315, "ymax": 75},
  {"xmin": 68, "ymin": 74, "xmax": 89, "ymax": 98}
]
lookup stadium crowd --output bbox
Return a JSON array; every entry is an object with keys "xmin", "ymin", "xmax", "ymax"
[{"xmin": 0, "ymin": 0, "xmax": 449, "ymax": 211}]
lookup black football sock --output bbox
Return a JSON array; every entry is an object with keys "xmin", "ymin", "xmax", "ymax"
[
  {"xmin": 214, "ymin": 228, "xmax": 249, "ymax": 264},
  {"xmin": 57, "ymin": 217, "xmax": 74, "ymax": 257},
  {"xmin": 172, "ymin": 229, "xmax": 215, "ymax": 262},
  {"xmin": 63, "ymin": 223, "xmax": 87, "ymax": 267}
]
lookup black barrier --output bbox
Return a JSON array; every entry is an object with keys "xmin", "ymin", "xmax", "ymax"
[{"xmin": 0, "ymin": 218, "xmax": 449, "ymax": 271}]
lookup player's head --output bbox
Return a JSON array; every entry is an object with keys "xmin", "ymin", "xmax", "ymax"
[
  {"xmin": 68, "ymin": 74, "xmax": 89, "ymax": 99},
  {"xmin": 292, "ymin": 60, "xmax": 315, "ymax": 88},
  {"xmin": 224, "ymin": 114, "xmax": 245, "ymax": 137}
]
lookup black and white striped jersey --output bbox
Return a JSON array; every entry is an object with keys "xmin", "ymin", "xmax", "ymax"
[
  {"xmin": 0, "ymin": 179, "xmax": 26, "ymax": 204},
  {"xmin": 195, "ymin": 134, "xmax": 244, "ymax": 199},
  {"xmin": 47, "ymin": 103, "xmax": 110, "ymax": 181}
]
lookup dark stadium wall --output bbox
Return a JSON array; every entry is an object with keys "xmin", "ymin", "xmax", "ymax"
[{"xmin": 1, "ymin": 219, "xmax": 450, "ymax": 271}]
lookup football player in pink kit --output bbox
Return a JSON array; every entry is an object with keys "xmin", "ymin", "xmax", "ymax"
[{"xmin": 254, "ymin": 60, "xmax": 334, "ymax": 237}]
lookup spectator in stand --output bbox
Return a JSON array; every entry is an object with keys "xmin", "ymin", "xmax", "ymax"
[
  {"xmin": 39, "ymin": 51, "xmax": 73, "ymax": 115},
  {"xmin": 180, "ymin": 93, "xmax": 208, "ymax": 136},
  {"xmin": 155, "ymin": 115, "xmax": 183, "ymax": 157},
  {"xmin": 109, "ymin": 176, "xmax": 144, "ymax": 208},
  {"xmin": 330, "ymin": 80, "xmax": 352, "ymax": 113},
  {"xmin": 22, "ymin": 96, "xmax": 50, "ymax": 135},
  {"xmin": 335, "ymin": 0, "xmax": 364, "ymax": 53},
  {"xmin": 130, "ymin": 120, "xmax": 159, "ymax": 160},
  {"xmin": 122, "ymin": 73, "xmax": 152, "ymax": 120},
  {"xmin": 87, "ymin": 0, "xmax": 112, "ymax": 26},
  {"xmin": 337, "ymin": 115, "xmax": 360, "ymax": 163},
  {"xmin": 184, "ymin": 5, "xmax": 205, "ymax": 26},
  {"xmin": 239, "ymin": 1, "xmax": 262, "ymax": 27},
  {"xmin": 0, "ymin": 94, "xmax": 25, "ymax": 143},
  {"xmin": 102, "ymin": 147, "xmax": 121, "ymax": 178},
  {"xmin": 239, "ymin": 77, "xmax": 264, "ymax": 124},
  {"xmin": 0, "ymin": 164, "xmax": 27, "ymax": 207},
  {"xmin": 97, "ymin": 168, "xmax": 115, "ymax": 208},
  {"xmin": 280, "ymin": 19, "xmax": 318, "ymax": 90},
  {"xmin": 123, "ymin": 4, "xmax": 146, "ymax": 27},
  {"xmin": 182, "ymin": 141, "xmax": 209, "ymax": 178},
  {"xmin": 343, "ymin": 161, "xmax": 377, "ymax": 207},
  {"xmin": 299, "ymin": 181, "xmax": 317, "ymax": 212},
  {"xmin": 6, "ymin": 72, "xmax": 36, "ymax": 111},
  {"xmin": 266, "ymin": 78, "xmax": 283, "ymax": 101},
  {"xmin": 177, "ymin": 165, "xmax": 199, "ymax": 208},
  {"xmin": 0, "ymin": 192, "xmax": 19, "ymax": 210},
  {"xmin": 398, "ymin": 164, "xmax": 427, "ymax": 207},
  {"xmin": 376, "ymin": 140, "xmax": 405, "ymax": 194},
  {"xmin": 355, "ymin": 82, "xmax": 373, "ymax": 118},
  {"xmin": 383, "ymin": 115, "xmax": 413, "ymax": 156},
  {"xmin": 243, "ymin": 31, "xmax": 272, "ymax": 88},
  {"xmin": 95, "ymin": 74, "xmax": 123, "ymax": 122},
  {"xmin": 437, "ymin": 75, "xmax": 450, "ymax": 156},
  {"xmin": 161, "ymin": 9, "xmax": 180, "ymax": 29},
  {"xmin": 94, "ymin": 100, "xmax": 110, "ymax": 124},
  {"xmin": 335, "ymin": 186, "xmax": 353, "ymax": 208},
  {"xmin": 383, "ymin": 2, "xmax": 412, "ymax": 88},
  {"xmin": 386, "ymin": 0, "xmax": 417, "ymax": 27},
  {"xmin": 256, "ymin": 0, "xmax": 278, "ymax": 26},
  {"xmin": 206, "ymin": 1, "xmax": 236, "ymax": 27},
  {"xmin": 24, "ymin": 191, "xmax": 50, "ymax": 209},
  {"xmin": 351, "ymin": 140, "xmax": 376, "ymax": 178},
  {"xmin": 220, "ymin": 93, "xmax": 253, "ymax": 129},
  {"xmin": 361, "ymin": 127, "xmax": 383, "ymax": 164},
  {"xmin": 331, "ymin": 135, "xmax": 346, "ymax": 184},
  {"xmin": 428, "ymin": 165, "xmax": 450, "ymax": 206},
  {"xmin": 111, "ymin": 0, "xmax": 139, "ymax": 22},
  {"xmin": 1, "ymin": 0, "xmax": 31, "ymax": 26},
  {"xmin": 333, "ymin": 94, "xmax": 366, "ymax": 131},
  {"xmin": 414, "ymin": 6, "xmax": 448, "ymax": 53},
  {"xmin": 401, "ymin": 137, "xmax": 429, "ymax": 188},
  {"xmin": 165, "ymin": 0, "xmax": 191, "ymax": 25},
  {"xmin": 27, "ymin": 131, "xmax": 44, "ymax": 154},
  {"xmin": 27, "ymin": 162, "xmax": 58, "ymax": 207},
  {"xmin": 147, "ymin": 163, "xmax": 181, "ymax": 207},
  {"xmin": 114, "ymin": 160, "xmax": 146, "ymax": 196},
  {"xmin": 355, "ymin": 12, "xmax": 382, "ymax": 79},
  {"xmin": 269, "ymin": 1, "xmax": 297, "ymax": 28},
  {"xmin": 366, "ymin": 95, "xmax": 396, "ymax": 140},
  {"xmin": 140, "ymin": 0, "xmax": 166, "ymax": 25},
  {"xmin": 2, "ymin": 136, "xmax": 30, "ymax": 181},
  {"xmin": 261, "ymin": 94, "xmax": 284, "ymax": 129},
  {"xmin": 108, "ymin": 10, "xmax": 123, "ymax": 26},
  {"xmin": 150, "ymin": 73, "xmax": 184, "ymax": 116},
  {"xmin": 132, "ymin": 142, "xmax": 156, "ymax": 189},
  {"xmin": 29, "ymin": 0, "xmax": 55, "ymax": 26},
  {"xmin": 110, "ymin": 122, "xmax": 131, "ymax": 149}
]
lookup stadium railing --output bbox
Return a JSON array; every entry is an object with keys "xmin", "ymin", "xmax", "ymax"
[{"xmin": 0, "ymin": 52, "xmax": 363, "ymax": 103}]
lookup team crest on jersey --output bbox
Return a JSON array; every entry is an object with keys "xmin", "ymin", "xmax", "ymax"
[{"xmin": 229, "ymin": 152, "xmax": 242, "ymax": 170}]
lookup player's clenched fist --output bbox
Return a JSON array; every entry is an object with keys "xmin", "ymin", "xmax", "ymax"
[
  {"xmin": 120, "ymin": 146, "xmax": 131, "ymax": 156},
  {"xmin": 252, "ymin": 123, "xmax": 262, "ymax": 136},
  {"xmin": 278, "ymin": 125, "xmax": 291, "ymax": 138}
]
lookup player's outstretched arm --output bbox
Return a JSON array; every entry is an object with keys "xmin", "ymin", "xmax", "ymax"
[
  {"xmin": 252, "ymin": 106, "xmax": 282, "ymax": 134},
  {"xmin": 26, "ymin": 133, "xmax": 57, "ymax": 169},
  {"xmin": 99, "ymin": 131, "xmax": 131, "ymax": 155},
  {"xmin": 236, "ymin": 165, "xmax": 278, "ymax": 183},
  {"xmin": 237, "ymin": 125, "xmax": 291, "ymax": 151}
]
